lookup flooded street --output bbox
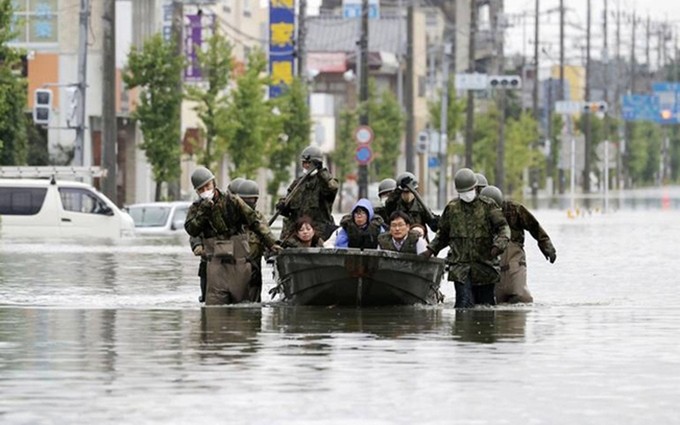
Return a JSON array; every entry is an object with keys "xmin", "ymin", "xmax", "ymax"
[{"xmin": 1, "ymin": 210, "xmax": 679, "ymax": 424}]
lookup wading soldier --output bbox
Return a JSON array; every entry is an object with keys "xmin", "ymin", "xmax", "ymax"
[
  {"xmin": 185, "ymin": 167, "xmax": 281, "ymax": 305},
  {"xmin": 422, "ymin": 168, "xmax": 510, "ymax": 308},
  {"xmin": 481, "ymin": 185, "xmax": 557, "ymax": 303},
  {"xmin": 277, "ymin": 146, "xmax": 339, "ymax": 240}
]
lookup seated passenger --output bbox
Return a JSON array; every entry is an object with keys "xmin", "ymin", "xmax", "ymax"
[
  {"xmin": 377, "ymin": 211, "xmax": 428, "ymax": 254},
  {"xmin": 327, "ymin": 198, "xmax": 385, "ymax": 249},
  {"xmin": 282, "ymin": 215, "xmax": 324, "ymax": 248}
]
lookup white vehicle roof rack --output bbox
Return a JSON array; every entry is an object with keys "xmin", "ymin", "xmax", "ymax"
[{"xmin": 0, "ymin": 166, "xmax": 107, "ymax": 179}]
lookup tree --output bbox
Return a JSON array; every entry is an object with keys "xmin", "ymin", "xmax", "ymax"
[
  {"xmin": 505, "ymin": 112, "xmax": 542, "ymax": 198},
  {"xmin": 331, "ymin": 107, "xmax": 358, "ymax": 210},
  {"xmin": 0, "ymin": 0, "xmax": 28, "ymax": 165},
  {"xmin": 472, "ymin": 105, "xmax": 500, "ymax": 181},
  {"xmin": 184, "ymin": 34, "xmax": 233, "ymax": 170},
  {"xmin": 369, "ymin": 88, "xmax": 404, "ymax": 180},
  {"xmin": 123, "ymin": 34, "xmax": 184, "ymax": 201},
  {"xmin": 221, "ymin": 49, "xmax": 280, "ymax": 178},
  {"xmin": 628, "ymin": 122, "xmax": 661, "ymax": 186},
  {"xmin": 267, "ymin": 78, "xmax": 311, "ymax": 208}
]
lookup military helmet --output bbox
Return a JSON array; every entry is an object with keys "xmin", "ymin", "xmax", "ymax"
[
  {"xmin": 396, "ymin": 172, "xmax": 418, "ymax": 190},
  {"xmin": 191, "ymin": 166, "xmax": 215, "ymax": 190},
  {"xmin": 475, "ymin": 173, "xmax": 489, "ymax": 188},
  {"xmin": 378, "ymin": 178, "xmax": 397, "ymax": 196},
  {"xmin": 480, "ymin": 185, "xmax": 503, "ymax": 207},
  {"xmin": 238, "ymin": 179, "xmax": 260, "ymax": 198},
  {"xmin": 454, "ymin": 168, "xmax": 477, "ymax": 192},
  {"xmin": 228, "ymin": 177, "xmax": 246, "ymax": 194},
  {"xmin": 300, "ymin": 145, "xmax": 323, "ymax": 162}
]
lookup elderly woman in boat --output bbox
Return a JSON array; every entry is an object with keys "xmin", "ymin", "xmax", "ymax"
[{"xmin": 325, "ymin": 198, "xmax": 386, "ymax": 249}]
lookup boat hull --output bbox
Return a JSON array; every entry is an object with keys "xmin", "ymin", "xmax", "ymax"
[{"xmin": 274, "ymin": 248, "xmax": 446, "ymax": 306}]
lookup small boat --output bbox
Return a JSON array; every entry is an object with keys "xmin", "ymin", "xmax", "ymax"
[{"xmin": 273, "ymin": 248, "xmax": 446, "ymax": 306}]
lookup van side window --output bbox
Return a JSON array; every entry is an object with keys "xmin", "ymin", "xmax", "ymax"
[
  {"xmin": 0, "ymin": 187, "xmax": 48, "ymax": 215},
  {"xmin": 59, "ymin": 188, "xmax": 110, "ymax": 215}
]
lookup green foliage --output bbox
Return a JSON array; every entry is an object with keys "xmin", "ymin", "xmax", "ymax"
[
  {"xmin": 332, "ymin": 107, "xmax": 358, "ymax": 182},
  {"xmin": 220, "ymin": 49, "xmax": 281, "ymax": 178},
  {"xmin": 628, "ymin": 122, "xmax": 662, "ymax": 185},
  {"xmin": 0, "ymin": 0, "xmax": 28, "ymax": 165},
  {"xmin": 267, "ymin": 78, "xmax": 311, "ymax": 205},
  {"xmin": 428, "ymin": 79, "xmax": 465, "ymax": 150},
  {"xmin": 471, "ymin": 105, "xmax": 500, "ymax": 180},
  {"xmin": 370, "ymin": 89, "xmax": 403, "ymax": 180},
  {"xmin": 123, "ymin": 34, "xmax": 184, "ymax": 200},
  {"xmin": 505, "ymin": 112, "xmax": 542, "ymax": 197},
  {"xmin": 184, "ymin": 34, "xmax": 233, "ymax": 169}
]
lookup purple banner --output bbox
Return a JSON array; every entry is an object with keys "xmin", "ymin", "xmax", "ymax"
[{"xmin": 184, "ymin": 13, "xmax": 215, "ymax": 82}]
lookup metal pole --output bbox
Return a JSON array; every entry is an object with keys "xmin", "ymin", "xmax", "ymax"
[
  {"xmin": 570, "ymin": 133, "xmax": 575, "ymax": 212},
  {"xmin": 438, "ymin": 43, "xmax": 451, "ymax": 209},
  {"xmin": 463, "ymin": 0, "xmax": 477, "ymax": 168},
  {"xmin": 168, "ymin": 0, "xmax": 184, "ymax": 200},
  {"xmin": 358, "ymin": 0, "xmax": 369, "ymax": 199},
  {"xmin": 75, "ymin": 0, "xmax": 90, "ymax": 167},
  {"xmin": 558, "ymin": 0, "xmax": 566, "ymax": 194},
  {"xmin": 583, "ymin": 0, "xmax": 591, "ymax": 195},
  {"xmin": 102, "ymin": 0, "xmax": 117, "ymax": 204},
  {"xmin": 604, "ymin": 139, "xmax": 609, "ymax": 213},
  {"xmin": 297, "ymin": 0, "xmax": 307, "ymax": 78},
  {"xmin": 405, "ymin": 6, "xmax": 415, "ymax": 172}
]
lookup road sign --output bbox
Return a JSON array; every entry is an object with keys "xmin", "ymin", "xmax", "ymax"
[
  {"xmin": 454, "ymin": 73, "xmax": 488, "ymax": 90},
  {"xmin": 355, "ymin": 145, "xmax": 373, "ymax": 165},
  {"xmin": 342, "ymin": 0, "xmax": 379, "ymax": 19},
  {"xmin": 554, "ymin": 100, "xmax": 582, "ymax": 115},
  {"xmin": 622, "ymin": 95, "xmax": 660, "ymax": 122},
  {"xmin": 354, "ymin": 125, "xmax": 374, "ymax": 144},
  {"xmin": 428, "ymin": 156, "xmax": 440, "ymax": 168},
  {"xmin": 652, "ymin": 82, "xmax": 680, "ymax": 124}
]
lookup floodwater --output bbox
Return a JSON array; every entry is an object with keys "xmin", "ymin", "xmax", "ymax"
[{"xmin": 1, "ymin": 209, "xmax": 679, "ymax": 424}]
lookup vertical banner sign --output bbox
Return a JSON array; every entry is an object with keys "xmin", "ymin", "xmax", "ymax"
[
  {"xmin": 184, "ymin": 12, "xmax": 216, "ymax": 82},
  {"xmin": 269, "ymin": 0, "xmax": 296, "ymax": 98}
]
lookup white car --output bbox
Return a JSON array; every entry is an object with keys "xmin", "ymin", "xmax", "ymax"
[
  {"xmin": 126, "ymin": 201, "xmax": 192, "ymax": 236},
  {"xmin": 0, "ymin": 177, "xmax": 135, "ymax": 239}
]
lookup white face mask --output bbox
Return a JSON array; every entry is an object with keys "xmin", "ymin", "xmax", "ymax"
[
  {"xmin": 199, "ymin": 189, "xmax": 214, "ymax": 200},
  {"xmin": 459, "ymin": 190, "xmax": 476, "ymax": 203}
]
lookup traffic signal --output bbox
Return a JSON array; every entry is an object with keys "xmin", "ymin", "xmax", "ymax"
[
  {"xmin": 488, "ymin": 75, "xmax": 522, "ymax": 89},
  {"xmin": 33, "ymin": 88, "xmax": 52, "ymax": 125},
  {"xmin": 582, "ymin": 101, "xmax": 608, "ymax": 114},
  {"xmin": 65, "ymin": 86, "xmax": 80, "ymax": 128}
]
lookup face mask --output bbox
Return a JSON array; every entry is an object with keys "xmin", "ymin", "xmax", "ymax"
[
  {"xmin": 459, "ymin": 190, "xmax": 476, "ymax": 203},
  {"xmin": 199, "ymin": 189, "xmax": 214, "ymax": 200}
]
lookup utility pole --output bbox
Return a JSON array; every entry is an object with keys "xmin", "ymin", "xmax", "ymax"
[
  {"xmin": 102, "ymin": 0, "xmax": 117, "ymax": 204},
  {"xmin": 495, "ymin": 0, "xmax": 507, "ymax": 193},
  {"xmin": 438, "ymin": 43, "xmax": 451, "ymax": 210},
  {"xmin": 75, "ymin": 0, "xmax": 90, "ymax": 167},
  {"xmin": 297, "ymin": 0, "xmax": 307, "ymax": 77},
  {"xmin": 463, "ymin": 0, "xmax": 477, "ymax": 168},
  {"xmin": 645, "ymin": 15, "xmax": 651, "ymax": 76},
  {"xmin": 614, "ymin": 4, "xmax": 623, "ymax": 190},
  {"xmin": 603, "ymin": 0, "xmax": 610, "ymax": 195},
  {"xmin": 624, "ymin": 11, "xmax": 637, "ymax": 189},
  {"xmin": 583, "ymin": 0, "xmax": 591, "ymax": 194},
  {"xmin": 169, "ymin": 1, "xmax": 183, "ymax": 200},
  {"xmin": 358, "ymin": 0, "xmax": 369, "ymax": 199},
  {"xmin": 557, "ymin": 0, "xmax": 565, "ymax": 194},
  {"xmin": 405, "ymin": 6, "xmax": 415, "ymax": 172},
  {"xmin": 532, "ymin": 0, "xmax": 539, "ymax": 119},
  {"xmin": 530, "ymin": 0, "xmax": 539, "ymax": 202}
]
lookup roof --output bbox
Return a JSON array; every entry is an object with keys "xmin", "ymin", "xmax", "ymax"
[{"xmin": 306, "ymin": 16, "xmax": 405, "ymax": 54}]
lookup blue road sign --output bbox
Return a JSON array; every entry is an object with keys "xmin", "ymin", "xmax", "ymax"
[
  {"xmin": 343, "ymin": 4, "xmax": 379, "ymax": 19},
  {"xmin": 355, "ymin": 145, "xmax": 373, "ymax": 165},
  {"xmin": 428, "ymin": 156, "xmax": 440, "ymax": 168},
  {"xmin": 622, "ymin": 95, "xmax": 661, "ymax": 122},
  {"xmin": 652, "ymin": 82, "xmax": 680, "ymax": 124}
]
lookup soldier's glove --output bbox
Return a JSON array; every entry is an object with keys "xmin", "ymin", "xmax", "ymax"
[
  {"xmin": 399, "ymin": 175, "xmax": 414, "ymax": 189},
  {"xmin": 311, "ymin": 159, "xmax": 323, "ymax": 170},
  {"xmin": 545, "ymin": 251, "xmax": 556, "ymax": 264},
  {"xmin": 490, "ymin": 246, "xmax": 502, "ymax": 257},
  {"xmin": 269, "ymin": 244, "xmax": 283, "ymax": 254},
  {"xmin": 275, "ymin": 199, "xmax": 291, "ymax": 216},
  {"xmin": 199, "ymin": 198, "xmax": 214, "ymax": 211},
  {"xmin": 420, "ymin": 249, "xmax": 434, "ymax": 258},
  {"xmin": 192, "ymin": 245, "xmax": 204, "ymax": 256}
]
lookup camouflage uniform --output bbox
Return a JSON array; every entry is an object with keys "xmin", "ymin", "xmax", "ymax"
[
  {"xmin": 244, "ymin": 209, "xmax": 276, "ymax": 302},
  {"xmin": 427, "ymin": 196, "xmax": 510, "ymax": 307},
  {"xmin": 185, "ymin": 189, "xmax": 277, "ymax": 305},
  {"xmin": 280, "ymin": 168, "xmax": 339, "ymax": 240},
  {"xmin": 496, "ymin": 200, "xmax": 556, "ymax": 303},
  {"xmin": 189, "ymin": 236, "xmax": 207, "ymax": 302},
  {"xmin": 385, "ymin": 189, "xmax": 439, "ymax": 231}
]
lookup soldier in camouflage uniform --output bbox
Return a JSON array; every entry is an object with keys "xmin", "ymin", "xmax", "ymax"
[
  {"xmin": 385, "ymin": 172, "xmax": 440, "ymax": 232},
  {"xmin": 277, "ymin": 146, "xmax": 339, "ymax": 240},
  {"xmin": 185, "ymin": 167, "xmax": 281, "ymax": 305},
  {"xmin": 237, "ymin": 179, "xmax": 277, "ymax": 302},
  {"xmin": 373, "ymin": 178, "xmax": 397, "ymax": 223},
  {"xmin": 475, "ymin": 172, "xmax": 488, "ymax": 194},
  {"xmin": 422, "ymin": 168, "xmax": 510, "ymax": 308},
  {"xmin": 481, "ymin": 185, "xmax": 557, "ymax": 303}
]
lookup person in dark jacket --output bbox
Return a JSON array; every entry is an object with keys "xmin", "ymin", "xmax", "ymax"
[
  {"xmin": 377, "ymin": 211, "xmax": 428, "ymax": 254},
  {"xmin": 328, "ymin": 198, "xmax": 385, "ymax": 249},
  {"xmin": 480, "ymin": 185, "xmax": 557, "ymax": 303},
  {"xmin": 282, "ymin": 215, "xmax": 325, "ymax": 248}
]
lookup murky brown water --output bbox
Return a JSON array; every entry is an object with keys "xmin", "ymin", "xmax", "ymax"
[{"xmin": 1, "ymin": 210, "xmax": 679, "ymax": 424}]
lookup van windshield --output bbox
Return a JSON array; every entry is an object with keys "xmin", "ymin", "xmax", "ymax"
[{"xmin": 128, "ymin": 206, "xmax": 171, "ymax": 227}]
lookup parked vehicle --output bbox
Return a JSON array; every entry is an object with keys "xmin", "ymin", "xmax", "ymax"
[
  {"xmin": 0, "ymin": 170, "xmax": 135, "ymax": 239},
  {"xmin": 126, "ymin": 201, "xmax": 191, "ymax": 236}
]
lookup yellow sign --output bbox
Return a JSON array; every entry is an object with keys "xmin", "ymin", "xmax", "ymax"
[
  {"xmin": 271, "ymin": 61, "xmax": 293, "ymax": 85},
  {"xmin": 270, "ymin": 22, "xmax": 294, "ymax": 47}
]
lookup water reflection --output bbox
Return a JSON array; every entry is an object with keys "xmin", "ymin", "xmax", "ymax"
[
  {"xmin": 198, "ymin": 307, "xmax": 263, "ymax": 362},
  {"xmin": 451, "ymin": 308, "xmax": 528, "ymax": 344}
]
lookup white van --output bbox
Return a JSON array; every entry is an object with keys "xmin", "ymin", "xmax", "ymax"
[{"xmin": 0, "ymin": 175, "xmax": 135, "ymax": 239}]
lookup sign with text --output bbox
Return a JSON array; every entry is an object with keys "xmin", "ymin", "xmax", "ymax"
[{"xmin": 269, "ymin": 0, "xmax": 296, "ymax": 98}]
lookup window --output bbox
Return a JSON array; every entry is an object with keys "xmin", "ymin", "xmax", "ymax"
[
  {"xmin": 172, "ymin": 206, "xmax": 188, "ymax": 224},
  {"xmin": 59, "ymin": 188, "xmax": 111, "ymax": 215},
  {"xmin": 0, "ymin": 187, "xmax": 47, "ymax": 215},
  {"xmin": 243, "ymin": 0, "xmax": 251, "ymax": 17},
  {"xmin": 128, "ymin": 206, "xmax": 171, "ymax": 228},
  {"xmin": 11, "ymin": 0, "xmax": 59, "ymax": 44}
]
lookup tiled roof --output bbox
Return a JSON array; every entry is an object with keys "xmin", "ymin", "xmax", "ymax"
[{"xmin": 306, "ymin": 16, "xmax": 405, "ymax": 54}]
